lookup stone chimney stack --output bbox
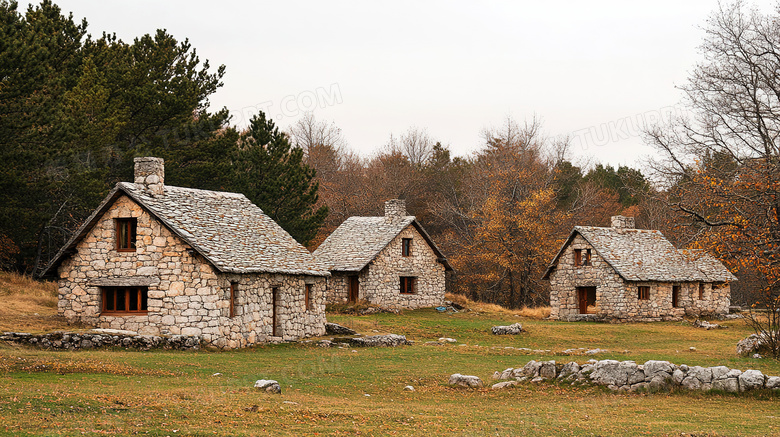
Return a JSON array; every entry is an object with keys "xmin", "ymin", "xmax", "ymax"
[
  {"xmin": 611, "ymin": 215, "xmax": 635, "ymax": 229},
  {"xmin": 384, "ymin": 199, "xmax": 407, "ymax": 220},
  {"xmin": 134, "ymin": 157, "xmax": 165, "ymax": 196}
]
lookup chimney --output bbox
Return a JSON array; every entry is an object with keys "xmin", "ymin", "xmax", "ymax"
[
  {"xmin": 611, "ymin": 215, "xmax": 635, "ymax": 229},
  {"xmin": 384, "ymin": 199, "xmax": 406, "ymax": 220},
  {"xmin": 134, "ymin": 157, "xmax": 165, "ymax": 196}
]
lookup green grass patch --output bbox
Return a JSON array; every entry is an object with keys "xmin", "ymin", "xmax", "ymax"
[{"xmin": 1, "ymin": 309, "xmax": 779, "ymax": 436}]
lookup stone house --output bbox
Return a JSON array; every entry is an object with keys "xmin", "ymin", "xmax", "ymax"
[
  {"xmin": 313, "ymin": 199, "xmax": 452, "ymax": 310},
  {"xmin": 542, "ymin": 216, "xmax": 736, "ymax": 322},
  {"xmin": 42, "ymin": 157, "xmax": 330, "ymax": 348}
]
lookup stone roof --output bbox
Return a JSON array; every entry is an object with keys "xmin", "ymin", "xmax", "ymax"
[
  {"xmin": 543, "ymin": 226, "xmax": 737, "ymax": 282},
  {"xmin": 313, "ymin": 215, "xmax": 452, "ymax": 272},
  {"xmin": 43, "ymin": 182, "xmax": 330, "ymax": 277}
]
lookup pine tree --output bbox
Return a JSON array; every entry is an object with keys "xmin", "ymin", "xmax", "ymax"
[{"xmin": 234, "ymin": 112, "xmax": 327, "ymax": 246}]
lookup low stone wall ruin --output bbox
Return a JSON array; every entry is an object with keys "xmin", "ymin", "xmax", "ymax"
[
  {"xmin": 0, "ymin": 330, "xmax": 201, "ymax": 351},
  {"xmin": 492, "ymin": 359, "xmax": 780, "ymax": 393}
]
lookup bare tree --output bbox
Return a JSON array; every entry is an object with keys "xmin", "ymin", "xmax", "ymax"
[{"xmin": 645, "ymin": 1, "xmax": 780, "ymax": 357}]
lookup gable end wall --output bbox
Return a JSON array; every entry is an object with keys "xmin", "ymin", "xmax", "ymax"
[{"xmin": 57, "ymin": 194, "xmax": 325, "ymax": 348}]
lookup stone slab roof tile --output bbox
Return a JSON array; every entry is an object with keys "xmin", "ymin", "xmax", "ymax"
[
  {"xmin": 313, "ymin": 215, "xmax": 452, "ymax": 272},
  {"xmin": 543, "ymin": 226, "xmax": 737, "ymax": 282},
  {"xmin": 43, "ymin": 183, "xmax": 329, "ymax": 277}
]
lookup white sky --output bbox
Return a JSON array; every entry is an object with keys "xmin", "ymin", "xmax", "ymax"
[{"xmin": 19, "ymin": 1, "xmax": 779, "ymax": 169}]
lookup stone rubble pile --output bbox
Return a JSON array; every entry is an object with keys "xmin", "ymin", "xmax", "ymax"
[
  {"xmin": 0, "ymin": 330, "xmax": 201, "ymax": 351},
  {"xmin": 491, "ymin": 323, "xmax": 524, "ymax": 335},
  {"xmin": 324, "ymin": 323, "xmax": 357, "ymax": 335},
  {"xmin": 693, "ymin": 319, "xmax": 724, "ymax": 330},
  {"xmin": 491, "ymin": 359, "xmax": 780, "ymax": 393}
]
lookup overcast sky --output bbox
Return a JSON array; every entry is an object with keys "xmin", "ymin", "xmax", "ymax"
[{"xmin": 19, "ymin": 1, "xmax": 779, "ymax": 169}]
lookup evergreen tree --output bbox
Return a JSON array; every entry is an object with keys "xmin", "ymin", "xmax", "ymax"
[{"xmin": 234, "ymin": 112, "xmax": 327, "ymax": 246}]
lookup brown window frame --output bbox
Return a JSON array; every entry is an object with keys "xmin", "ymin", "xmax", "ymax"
[
  {"xmin": 638, "ymin": 286, "xmax": 650, "ymax": 300},
  {"xmin": 574, "ymin": 249, "xmax": 582, "ymax": 267},
  {"xmin": 402, "ymin": 238, "xmax": 412, "ymax": 257},
  {"xmin": 698, "ymin": 283, "xmax": 705, "ymax": 300},
  {"xmin": 229, "ymin": 282, "xmax": 237, "ymax": 318},
  {"xmin": 101, "ymin": 287, "xmax": 148, "ymax": 314},
  {"xmin": 400, "ymin": 276, "xmax": 415, "ymax": 294},
  {"xmin": 115, "ymin": 218, "xmax": 137, "ymax": 252},
  {"xmin": 672, "ymin": 285, "xmax": 680, "ymax": 308},
  {"xmin": 584, "ymin": 249, "xmax": 592, "ymax": 266},
  {"xmin": 305, "ymin": 283, "xmax": 312, "ymax": 311}
]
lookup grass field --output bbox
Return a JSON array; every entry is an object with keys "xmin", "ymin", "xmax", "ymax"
[{"xmin": 1, "ymin": 274, "xmax": 779, "ymax": 436}]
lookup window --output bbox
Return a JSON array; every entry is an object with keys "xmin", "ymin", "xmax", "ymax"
[
  {"xmin": 101, "ymin": 287, "xmax": 147, "ymax": 314},
  {"xmin": 698, "ymin": 283, "xmax": 705, "ymax": 300},
  {"xmin": 229, "ymin": 282, "xmax": 237, "ymax": 318},
  {"xmin": 672, "ymin": 285, "xmax": 680, "ymax": 308},
  {"xmin": 305, "ymin": 283, "xmax": 312, "ymax": 311},
  {"xmin": 584, "ymin": 249, "xmax": 592, "ymax": 266},
  {"xmin": 638, "ymin": 286, "xmax": 650, "ymax": 300},
  {"xmin": 574, "ymin": 249, "xmax": 582, "ymax": 266},
  {"xmin": 400, "ymin": 277, "xmax": 415, "ymax": 294},
  {"xmin": 115, "ymin": 218, "xmax": 137, "ymax": 251},
  {"xmin": 402, "ymin": 238, "xmax": 412, "ymax": 257}
]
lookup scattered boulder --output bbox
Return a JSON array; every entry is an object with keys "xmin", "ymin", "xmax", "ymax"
[
  {"xmin": 438, "ymin": 337, "xmax": 457, "ymax": 343},
  {"xmin": 325, "ymin": 323, "xmax": 357, "ymax": 335},
  {"xmin": 491, "ymin": 323, "xmax": 524, "ymax": 335},
  {"xmin": 736, "ymin": 333, "xmax": 774, "ymax": 357},
  {"xmin": 254, "ymin": 379, "xmax": 281, "ymax": 394},
  {"xmin": 538, "ymin": 361, "xmax": 557, "ymax": 379},
  {"xmin": 403, "ymin": 385, "xmax": 415, "ymax": 392},
  {"xmin": 448, "ymin": 374, "xmax": 483, "ymax": 388},
  {"xmin": 693, "ymin": 319, "xmax": 723, "ymax": 330},
  {"xmin": 557, "ymin": 362, "xmax": 580, "ymax": 380}
]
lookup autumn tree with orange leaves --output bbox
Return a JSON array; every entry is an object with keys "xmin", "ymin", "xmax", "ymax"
[{"xmin": 646, "ymin": 1, "xmax": 780, "ymax": 357}]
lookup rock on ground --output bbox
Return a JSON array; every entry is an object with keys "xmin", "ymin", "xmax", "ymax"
[
  {"xmin": 254, "ymin": 379, "xmax": 281, "ymax": 394},
  {"xmin": 491, "ymin": 323, "xmax": 524, "ymax": 335},
  {"xmin": 448, "ymin": 374, "xmax": 483, "ymax": 388},
  {"xmin": 341, "ymin": 334, "xmax": 410, "ymax": 347},
  {"xmin": 325, "ymin": 323, "xmax": 357, "ymax": 335}
]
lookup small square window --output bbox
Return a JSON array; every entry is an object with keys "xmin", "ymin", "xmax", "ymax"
[
  {"xmin": 638, "ymin": 286, "xmax": 650, "ymax": 300},
  {"xmin": 402, "ymin": 238, "xmax": 412, "ymax": 257},
  {"xmin": 116, "ymin": 218, "xmax": 137, "ymax": 251},
  {"xmin": 400, "ymin": 277, "xmax": 415, "ymax": 294}
]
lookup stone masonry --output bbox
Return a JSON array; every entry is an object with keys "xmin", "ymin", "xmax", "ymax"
[
  {"xmin": 314, "ymin": 199, "xmax": 451, "ymax": 310},
  {"xmin": 47, "ymin": 157, "xmax": 329, "ymax": 349},
  {"xmin": 545, "ymin": 216, "xmax": 735, "ymax": 322}
]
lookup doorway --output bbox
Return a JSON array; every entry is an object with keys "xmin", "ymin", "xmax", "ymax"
[
  {"xmin": 348, "ymin": 276, "xmax": 359, "ymax": 303},
  {"xmin": 577, "ymin": 287, "xmax": 597, "ymax": 314},
  {"xmin": 271, "ymin": 287, "xmax": 279, "ymax": 337}
]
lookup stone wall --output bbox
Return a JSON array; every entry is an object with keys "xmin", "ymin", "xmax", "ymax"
[
  {"xmin": 57, "ymin": 194, "xmax": 326, "ymax": 349},
  {"xmin": 493, "ymin": 359, "xmax": 780, "ymax": 393},
  {"xmin": 549, "ymin": 234, "xmax": 731, "ymax": 321},
  {"xmin": 325, "ymin": 225, "xmax": 446, "ymax": 310}
]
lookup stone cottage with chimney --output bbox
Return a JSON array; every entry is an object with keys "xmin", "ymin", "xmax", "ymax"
[
  {"xmin": 542, "ymin": 216, "xmax": 736, "ymax": 322},
  {"xmin": 313, "ymin": 199, "xmax": 452, "ymax": 310},
  {"xmin": 43, "ymin": 157, "xmax": 330, "ymax": 348}
]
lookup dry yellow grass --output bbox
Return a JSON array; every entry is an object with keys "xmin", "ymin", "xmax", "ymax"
[
  {"xmin": 445, "ymin": 292, "xmax": 551, "ymax": 319},
  {"xmin": 0, "ymin": 271, "xmax": 78, "ymax": 332}
]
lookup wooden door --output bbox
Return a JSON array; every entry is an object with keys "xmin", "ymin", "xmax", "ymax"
[
  {"xmin": 577, "ymin": 288, "xmax": 588, "ymax": 314},
  {"xmin": 271, "ymin": 287, "xmax": 278, "ymax": 337},
  {"xmin": 348, "ymin": 276, "xmax": 359, "ymax": 303}
]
